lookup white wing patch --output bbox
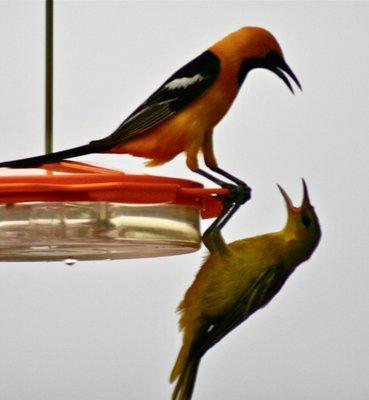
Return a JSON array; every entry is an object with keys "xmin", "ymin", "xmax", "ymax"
[{"xmin": 165, "ymin": 74, "xmax": 204, "ymax": 90}]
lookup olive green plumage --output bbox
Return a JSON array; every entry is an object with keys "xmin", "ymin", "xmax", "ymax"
[{"xmin": 170, "ymin": 180, "xmax": 321, "ymax": 400}]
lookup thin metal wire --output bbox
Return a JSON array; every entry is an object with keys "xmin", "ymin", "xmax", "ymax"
[{"xmin": 45, "ymin": 0, "xmax": 53, "ymax": 153}]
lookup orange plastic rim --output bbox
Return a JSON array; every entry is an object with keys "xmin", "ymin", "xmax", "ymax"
[{"xmin": 0, "ymin": 161, "xmax": 227, "ymax": 219}]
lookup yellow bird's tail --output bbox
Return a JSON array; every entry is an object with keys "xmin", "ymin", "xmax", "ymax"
[
  {"xmin": 170, "ymin": 344, "xmax": 188, "ymax": 383},
  {"xmin": 170, "ymin": 326, "xmax": 203, "ymax": 400},
  {"xmin": 171, "ymin": 354, "xmax": 201, "ymax": 400}
]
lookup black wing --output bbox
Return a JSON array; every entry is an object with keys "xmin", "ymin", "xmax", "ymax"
[
  {"xmin": 91, "ymin": 50, "xmax": 220, "ymax": 148},
  {"xmin": 193, "ymin": 264, "xmax": 288, "ymax": 358},
  {"xmin": 0, "ymin": 51, "xmax": 220, "ymax": 169}
]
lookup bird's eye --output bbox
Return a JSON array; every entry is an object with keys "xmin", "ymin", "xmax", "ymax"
[{"xmin": 301, "ymin": 215, "xmax": 311, "ymax": 227}]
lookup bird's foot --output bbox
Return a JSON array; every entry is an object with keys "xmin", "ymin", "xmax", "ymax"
[
  {"xmin": 194, "ymin": 168, "xmax": 251, "ymax": 234},
  {"xmin": 197, "ymin": 166, "xmax": 251, "ymax": 205},
  {"xmin": 219, "ymin": 182, "xmax": 251, "ymax": 206}
]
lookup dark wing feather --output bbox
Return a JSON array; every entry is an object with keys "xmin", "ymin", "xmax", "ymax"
[
  {"xmin": 0, "ymin": 51, "xmax": 220, "ymax": 169},
  {"xmin": 193, "ymin": 264, "xmax": 287, "ymax": 358},
  {"xmin": 91, "ymin": 50, "xmax": 220, "ymax": 148}
]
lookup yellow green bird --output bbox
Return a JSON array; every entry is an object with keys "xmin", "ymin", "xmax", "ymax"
[{"xmin": 170, "ymin": 180, "xmax": 321, "ymax": 400}]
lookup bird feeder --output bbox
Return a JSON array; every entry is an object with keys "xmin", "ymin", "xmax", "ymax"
[
  {"xmin": 0, "ymin": 161, "xmax": 226, "ymax": 262},
  {"xmin": 0, "ymin": 2, "xmax": 228, "ymax": 262}
]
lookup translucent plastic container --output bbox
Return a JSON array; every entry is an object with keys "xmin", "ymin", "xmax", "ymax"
[{"xmin": 0, "ymin": 202, "xmax": 200, "ymax": 261}]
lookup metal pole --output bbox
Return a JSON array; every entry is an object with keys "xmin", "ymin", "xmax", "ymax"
[{"xmin": 45, "ymin": 0, "xmax": 53, "ymax": 154}]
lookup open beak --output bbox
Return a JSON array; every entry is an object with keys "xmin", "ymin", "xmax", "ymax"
[
  {"xmin": 277, "ymin": 179, "xmax": 310, "ymax": 212},
  {"xmin": 277, "ymin": 184, "xmax": 298, "ymax": 212},
  {"xmin": 267, "ymin": 58, "xmax": 302, "ymax": 94},
  {"xmin": 301, "ymin": 178, "xmax": 311, "ymax": 207}
]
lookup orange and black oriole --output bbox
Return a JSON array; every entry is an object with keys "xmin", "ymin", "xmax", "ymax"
[
  {"xmin": 0, "ymin": 26, "xmax": 300, "ymax": 177},
  {"xmin": 0, "ymin": 27, "xmax": 301, "ymax": 230}
]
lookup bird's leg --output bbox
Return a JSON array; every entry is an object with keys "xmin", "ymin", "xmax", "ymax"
[
  {"xmin": 202, "ymin": 226, "xmax": 232, "ymax": 257},
  {"xmin": 201, "ymin": 131, "xmax": 251, "ymax": 206},
  {"xmin": 195, "ymin": 167, "xmax": 249, "ymax": 217},
  {"xmin": 194, "ymin": 168, "xmax": 230, "ymax": 187},
  {"xmin": 208, "ymin": 165, "xmax": 251, "ymax": 208},
  {"xmin": 216, "ymin": 201, "xmax": 242, "ymax": 231},
  {"xmin": 187, "ymin": 137, "xmax": 228, "ymax": 186},
  {"xmin": 202, "ymin": 200, "xmax": 232, "ymax": 251},
  {"xmin": 195, "ymin": 167, "xmax": 248, "ymax": 235},
  {"xmin": 208, "ymin": 165, "xmax": 247, "ymax": 186},
  {"xmin": 202, "ymin": 226, "xmax": 220, "ymax": 253},
  {"xmin": 189, "ymin": 137, "xmax": 251, "ymax": 235},
  {"xmin": 187, "ymin": 140, "xmax": 235, "ymax": 188},
  {"xmin": 202, "ymin": 197, "xmax": 241, "ymax": 249}
]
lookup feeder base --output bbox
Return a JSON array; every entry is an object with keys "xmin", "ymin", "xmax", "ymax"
[{"xmin": 0, "ymin": 202, "xmax": 201, "ymax": 261}]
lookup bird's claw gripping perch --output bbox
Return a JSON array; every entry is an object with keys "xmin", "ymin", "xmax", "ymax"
[
  {"xmin": 194, "ymin": 168, "xmax": 252, "ymax": 243},
  {"xmin": 219, "ymin": 181, "xmax": 251, "ymax": 206},
  {"xmin": 203, "ymin": 181, "xmax": 251, "ymax": 247}
]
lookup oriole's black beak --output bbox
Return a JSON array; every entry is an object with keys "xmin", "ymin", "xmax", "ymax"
[{"xmin": 265, "ymin": 52, "xmax": 302, "ymax": 94}]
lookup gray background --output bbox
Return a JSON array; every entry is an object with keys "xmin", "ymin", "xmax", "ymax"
[{"xmin": 0, "ymin": 1, "xmax": 368, "ymax": 399}]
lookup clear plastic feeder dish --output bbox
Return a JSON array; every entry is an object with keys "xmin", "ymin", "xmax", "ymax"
[{"xmin": 0, "ymin": 162, "xmax": 225, "ymax": 261}]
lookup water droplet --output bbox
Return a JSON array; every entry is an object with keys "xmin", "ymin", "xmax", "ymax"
[{"xmin": 64, "ymin": 258, "xmax": 77, "ymax": 266}]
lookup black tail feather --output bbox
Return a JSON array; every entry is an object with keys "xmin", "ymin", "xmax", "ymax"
[{"xmin": 0, "ymin": 144, "xmax": 96, "ymax": 168}]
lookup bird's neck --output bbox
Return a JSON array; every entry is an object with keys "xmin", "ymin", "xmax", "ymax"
[{"xmin": 280, "ymin": 229, "xmax": 313, "ymax": 269}]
